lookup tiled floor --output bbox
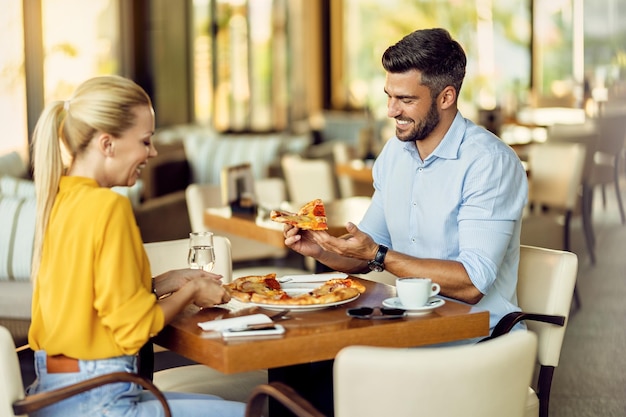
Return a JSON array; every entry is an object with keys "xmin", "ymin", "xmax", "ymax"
[{"xmin": 547, "ymin": 179, "xmax": 626, "ymax": 417}]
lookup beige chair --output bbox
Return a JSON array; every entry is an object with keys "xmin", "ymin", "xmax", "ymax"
[
  {"xmin": 521, "ymin": 142, "xmax": 588, "ymax": 304},
  {"xmin": 143, "ymin": 238, "xmax": 269, "ymax": 403},
  {"xmin": 0, "ymin": 326, "xmax": 171, "ymax": 417},
  {"xmin": 245, "ymin": 331, "xmax": 537, "ymax": 417},
  {"xmin": 281, "ymin": 154, "xmax": 337, "ymax": 203},
  {"xmin": 185, "ymin": 181, "xmax": 288, "ymax": 263},
  {"xmin": 522, "ymin": 142, "xmax": 588, "ymax": 254},
  {"xmin": 582, "ymin": 113, "xmax": 626, "ymax": 233},
  {"xmin": 185, "ymin": 181, "xmax": 310, "ymax": 276},
  {"xmin": 484, "ymin": 245, "xmax": 579, "ymax": 417},
  {"xmin": 144, "ymin": 236, "xmax": 232, "ymax": 282}
]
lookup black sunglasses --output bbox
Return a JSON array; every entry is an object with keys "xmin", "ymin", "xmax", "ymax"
[{"xmin": 346, "ymin": 306, "xmax": 407, "ymax": 320}]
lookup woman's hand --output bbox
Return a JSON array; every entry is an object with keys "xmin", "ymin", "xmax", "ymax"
[
  {"xmin": 157, "ymin": 273, "xmax": 230, "ymax": 323},
  {"xmin": 189, "ymin": 278, "xmax": 231, "ymax": 308},
  {"xmin": 154, "ymin": 269, "xmax": 223, "ymax": 298}
]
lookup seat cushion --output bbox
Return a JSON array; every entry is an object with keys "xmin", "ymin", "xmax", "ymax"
[
  {"xmin": 525, "ymin": 386, "xmax": 539, "ymax": 417},
  {"xmin": 0, "ymin": 193, "xmax": 36, "ymax": 282},
  {"xmin": 0, "ymin": 152, "xmax": 28, "ymax": 179},
  {"xmin": 153, "ymin": 364, "xmax": 267, "ymax": 403}
]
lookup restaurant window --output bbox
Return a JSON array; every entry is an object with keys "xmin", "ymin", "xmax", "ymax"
[
  {"xmin": 0, "ymin": 0, "xmax": 28, "ymax": 157},
  {"xmin": 532, "ymin": 0, "xmax": 582, "ymax": 108},
  {"xmin": 0, "ymin": 0, "xmax": 121, "ymax": 158},
  {"xmin": 342, "ymin": 0, "xmax": 531, "ymax": 123},
  {"xmin": 582, "ymin": 0, "xmax": 626, "ymax": 113},
  {"xmin": 191, "ymin": 0, "xmax": 291, "ymax": 132},
  {"xmin": 41, "ymin": 0, "xmax": 121, "ymax": 102}
]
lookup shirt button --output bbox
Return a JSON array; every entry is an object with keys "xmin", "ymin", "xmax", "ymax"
[{"xmin": 418, "ymin": 167, "xmax": 424, "ymax": 172}]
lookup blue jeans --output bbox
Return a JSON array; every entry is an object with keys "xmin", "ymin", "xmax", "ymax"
[{"xmin": 26, "ymin": 351, "xmax": 246, "ymax": 417}]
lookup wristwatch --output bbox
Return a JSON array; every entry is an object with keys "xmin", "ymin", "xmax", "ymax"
[{"xmin": 367, "ymin": 245, "xmax": 388, "ymax": 272}]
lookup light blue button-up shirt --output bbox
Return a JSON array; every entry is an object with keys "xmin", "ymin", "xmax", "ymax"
[{"xmin": 360, "ymin": 112, "xmax": 528, "ymax": 331}]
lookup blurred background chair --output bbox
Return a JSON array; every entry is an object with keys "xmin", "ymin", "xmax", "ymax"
[
  {"xmin": 332, "ymin": 142, "xmax": 374, "ymax": 198},
  {"xmin": 0, "ymin": 325, "xmax": 171, "ymax": 417},
  {"xmin": 521, "ymin": 141, "xmax": 592, "ymax": 278},
  {"xmin": 185, "ymin": 181, "xmax": 310, "ymax": 276},
  {"xmin": 143, "ymin": 237, "xmax": 268, "ymax": 403},
  {"xmin": 483, "ymin": 245, "xmax": 579, "ymax": 417},
  {"xmin": 281, "ymin": 154, "xmax": 337, "ymax": 203},
  {"xmin": 245, "ymin": 331, "xmax": 537, "ymax": 417},
  {"xmin": 581, "ymin": 113, "xmax": 626, "ymax": 236},
  {"xmin": 186, "ymin": 182, "xmax": 286, "ymax": 263},
  {"xmin": 144, "ymin": 236, "xmax": 232, "ymax": 282}
]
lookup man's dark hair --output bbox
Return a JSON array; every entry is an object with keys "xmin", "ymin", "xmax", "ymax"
[{"xmin": 382, "ymin": 28, "xmax": 466, "ymax": 99}]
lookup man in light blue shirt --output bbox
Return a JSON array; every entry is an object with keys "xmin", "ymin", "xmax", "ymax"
[{"xmin": 284, "ymin": 28, "xmax": 528, "ymax": 335}]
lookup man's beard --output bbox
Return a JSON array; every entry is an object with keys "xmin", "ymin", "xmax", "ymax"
[{"xmin": 396, "ymin": 100, "xmax": 440, "ymax": 142}]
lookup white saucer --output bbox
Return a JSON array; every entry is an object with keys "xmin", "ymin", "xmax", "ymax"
[{"xmin": 382, "ymin": 297, "xmax": 445, "ymax": 315}]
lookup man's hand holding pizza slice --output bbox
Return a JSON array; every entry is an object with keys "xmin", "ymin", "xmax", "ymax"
[
  {"xmin": 273, "ymin": 199, "xmax": 377, "ymax": 274},
  {"xmin": 270, "ymin": 198, "xmax": 328, "ymax": 231}
]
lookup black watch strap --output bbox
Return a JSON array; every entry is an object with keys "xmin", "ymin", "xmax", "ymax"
[{"xmin": 368, "ymin": 245, "xmax": 388, "ymax": 272}]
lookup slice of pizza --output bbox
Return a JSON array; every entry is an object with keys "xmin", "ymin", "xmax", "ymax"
[
  {"xmin": 225, "ymin": 274, "xmax": 288, "ymax": 302},
  {"xmin": 270, "ymin": 198, "xmax": 328, "ymax": 230}
]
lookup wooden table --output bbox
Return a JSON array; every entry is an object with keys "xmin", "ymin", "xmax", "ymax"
[
  {"xmin": 153, "ymin": 278, "xmax": 488, "ymax": 373},
  {"xmin": 153, "ymin": 277, "xmax": 489, "ymax": 415},
  {"xmin": 203, "ymin": 197, "xmax": 372, "ymax": 249}
]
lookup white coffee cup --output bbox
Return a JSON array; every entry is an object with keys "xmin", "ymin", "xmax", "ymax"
[{"xmin": 396, "ymin": 277, "xmax": 440, "ymax": 308}]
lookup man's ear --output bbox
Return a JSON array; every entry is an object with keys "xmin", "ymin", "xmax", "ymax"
[{"xmin": 439, "ymin": 86, "xmax": 457, "ymax": 110}]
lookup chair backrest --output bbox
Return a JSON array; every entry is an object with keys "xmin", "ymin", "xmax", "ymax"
[
  {"xmin": 595, "ymin": 112, "xmax": 626, "ymax": 157},
  {"xmin": 518, "ymin": 245, "xmax": 578, "ymax": 367},
  {"xmin": 185, "ymin": 182, "xmax": 288, "ymax": 262},
  {"xmin": 185, "ymin": 179, "xmax": 288, "ymax": 232},
  {"xmin": 527, "ymin": 142, "xmax": 586, "ymax": 210},
  {"xmin": 333, "ymin": 331, "xmax": 537, "ymax": 417},
  {"xmin": 185, "ymin": 183, "xmax": 222, "ymax": 233},
  {"xmin": 143, "ymin": 236, "xmax": 233, "ymax": 283},
  {"xmin": 281, "ymin": 154, "xmax": 336, "ymax": 203},
  {"xmin": 331, "ymin": 142, "xmax": 356, "ymax": 198},
  {"xmin": 0, "ymin": 326, "xmax": 24, "ymax": 417}
]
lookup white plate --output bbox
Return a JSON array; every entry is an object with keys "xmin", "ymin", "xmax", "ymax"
[
  {"xmin": 382, "ymin": 297, "xmax": 445, "ymax": 315},
  {"xmin": 251, "ymin": 293, "xmax": 360, "ymax": 312}
]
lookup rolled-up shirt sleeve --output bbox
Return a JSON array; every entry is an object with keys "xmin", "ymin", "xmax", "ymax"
[{"xmin": 457, "ymin": 151, "xmax": 528, "ymax": 294}]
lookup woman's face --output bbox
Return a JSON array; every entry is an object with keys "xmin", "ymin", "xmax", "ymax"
[{"xmin": 106, "ymin": 105, "xmax": 156, "ymax": 187}]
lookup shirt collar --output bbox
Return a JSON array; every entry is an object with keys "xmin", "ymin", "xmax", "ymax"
[{"xmin": 402, "ymin": 111, "xmax": 466, "ymax": 163}]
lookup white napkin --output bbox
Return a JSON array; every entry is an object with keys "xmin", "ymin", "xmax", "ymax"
[
  {"xmin": 278, "ymin": 272, "xmax": 348, "ymax": 283},
  {"xmin": 197, "ymin": 313, "xmax": 271, "ymax": 332},
  {"xmin": 219, "ymin": 298, "xmax": 256, "ymax": 313}
]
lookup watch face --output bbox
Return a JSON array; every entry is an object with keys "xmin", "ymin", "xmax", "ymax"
[{"xmin": 368, "ymin": 261, "xmax": 384, "ymax": 272}]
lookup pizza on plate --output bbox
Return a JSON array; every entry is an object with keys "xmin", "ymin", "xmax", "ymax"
[
  {"xmin": 224, "ymin": 273, "xmax": 365, "ymax": 306},
  {"xmin": 270, "ymin": 199, "xmax": 328, "ymax": 230}
]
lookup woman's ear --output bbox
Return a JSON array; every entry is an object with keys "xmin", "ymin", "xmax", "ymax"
[{"xmin": 97, "ymin": 133, "xmax": 114, "ymax": 156}]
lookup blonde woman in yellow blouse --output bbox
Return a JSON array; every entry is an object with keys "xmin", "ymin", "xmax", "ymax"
[{"xmin": 27, "ymin": 75, "xmax": 245, "ymax": 417}]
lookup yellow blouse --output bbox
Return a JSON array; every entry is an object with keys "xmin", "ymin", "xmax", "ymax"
[{"xmin": 29, "ymin": 176, "xmax": 164, "ymax": 359}]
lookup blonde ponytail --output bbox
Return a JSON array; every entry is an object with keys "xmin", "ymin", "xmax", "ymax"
[{"xmin": 31, "ymin": 101, "xmax": 66, "ymax": 280}]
